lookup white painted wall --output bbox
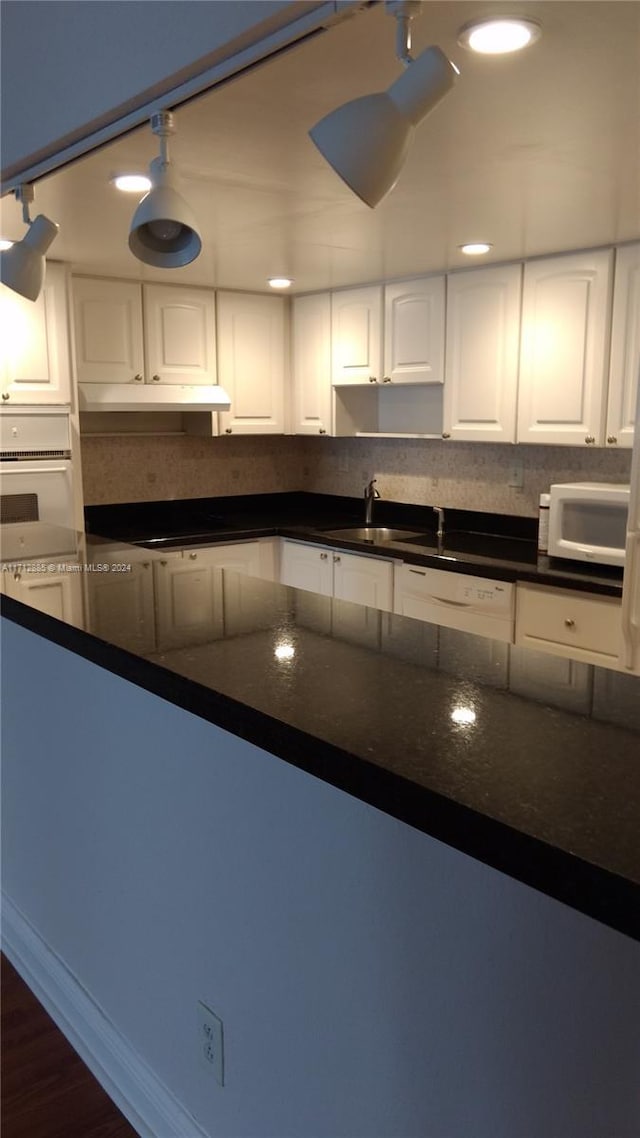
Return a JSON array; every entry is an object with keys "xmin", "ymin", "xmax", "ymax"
[
  {"xmin": 2, "ymin": 616, "xmax": 640, "ymax": 1137},
  {"xmin": 0, "ymin": 1, "xmax": 343, "ymax": 181}
]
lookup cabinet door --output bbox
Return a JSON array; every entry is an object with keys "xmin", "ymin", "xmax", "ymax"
[
  {"xmin": 515, "ymin": 582, "xmax": 621, "ymax": 667},
  {"xmin": 4, "ymin": 559, "xmax": 83, "ymax": 624},
  {"xmin": 443, "ymin": 264, "xmax": 521, "ymax": 442},
  {"xmin": 331, "ymin": 286, "xmax": 383, "ymax": 385},
  {"xmin": 280, "ymin": 541, "xmax": 333, "ymax": 596},
  {"xmin": 384, "ymin": 276, "xmax": 445, "ymax": 384},
  {"xmin": 606, "ymin": 242, "xmax": 640, "ymax": 449},
  {"xmin": 1, "ymin": 263, "xmax": 71, "ymax": 405},
  {"xmin": 87, "ymin": 555, "xmax": 156, "ymax": 654},
  {"xmin": 217, "ymin": 292, "xmax": 285, "ymax": 434},
  {"xmin": 143, "ymin": 284, "xmax": 217, "ymax": 385},
  {"xmin": 332, "ymin": 550, "xmax": 393, "ymax": 612},
  {"xmin": 154, "ymin": 555, "xmax": 223, "ymax": 649},
  {"xmin": 292, "ymin": 293, "xmax": 332, "ymax": 434},
  {"xmin": 73, "ymin": 277, "xmax": 144, "ymax": 385},
  {"xmin": 517, "ymin": 249, "xmax": 613, "ymax": 445}
]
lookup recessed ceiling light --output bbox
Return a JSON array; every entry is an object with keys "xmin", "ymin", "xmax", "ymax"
[
  {"xmin": 458, "ymin": 17, "xmax": 541, "ymax": 55},
  {"xmin": 268, "ymin": 277, "xmax": 293, "ymax": 289},
  {"xmin": 112, "ymin": 174, "xmax": 152, "ymax": 193},
  {"xmin": 459, "ymin": 242, "xmax": 492, "ymax": 255},
  {"xmin": 0, "ymin": 238, "xmax": 14, "ymax": 251}
]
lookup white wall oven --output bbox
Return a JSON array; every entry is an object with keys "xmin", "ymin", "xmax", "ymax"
[{"xmin": 0, "ymin": 413, "xmax": 74, "ymax": 531}]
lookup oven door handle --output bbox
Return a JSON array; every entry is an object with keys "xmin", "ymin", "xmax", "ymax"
[{"xmin": 0, "ymin": 465, "xmax": 70, "ymax": 475}]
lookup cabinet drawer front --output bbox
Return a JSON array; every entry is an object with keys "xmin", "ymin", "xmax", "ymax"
[
  {"xmin": 516, "ymin": 584, "xmax": 621, "ymax": 658},
  {"xmin": 396, "ymin": 564, "xmax": 514, "ymax": 617}
]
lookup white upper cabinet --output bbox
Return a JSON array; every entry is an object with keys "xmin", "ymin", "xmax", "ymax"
[
  {"xmin": 517, "ymin": 249, "xmax": 614, "ymax": 445},
  {"xmin": 443, "ymin": 263, "xmax": 521, "ymax": 443},
  {"xmin": 332, "ymin": 285, "xmax": 383, "ymax": 385},
  {"xmin": 73, "ymin": 277, "xmax": 144, "ymax": 384},
  {"xmin": 217, "ymin": 291, "xmax": 286, "ymax": 435},
  {"xmin": 606, "ymin": 242, "xmax": 640, "ymax": 449},
  {"xmin": 143, "ymin": 284, "xmax": 217, "ymax": 385},
  {"xmin": 292, "ymin": 292, "xmax": 332, "ymax": 435},
  {"xmin": 73, "ymin": 277, "xmax": 216, "ymax": 386},
  {"xmin": 383, "ymin": 276, "xmax": 445, "ymax": 385},
  {"xmin": 1, "ymin": 262, "xmax": 72, "ymax": 406}
]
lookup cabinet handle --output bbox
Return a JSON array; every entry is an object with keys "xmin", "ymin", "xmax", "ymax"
[
  {"xmin": 319, "ymin": 428, "xmax": 326, "ymax": 435},
  {"xmin": 564, "ymin": 618, "xmax": 575, "ymax": 629},
  {"xmin": 383, "ymin": 376, "xmax": 392, "ymax": 383},
  {"xmin": 369, "ymin": 376, "xmax": 378, "ymax": 383},
  {"xmin": 142, "ymin": 562, "xmax": 150, "ymax": 569},
  {"xmin": 189, "ymin": 552, "xmax": 197, "ymax": 560},
  {"xmin": 13, "ymin": 571, "xmax": 21, "ymax": 581},
  {"xmin": 584, "ymin": 435, "xmax": 595, "ymax": 444},
  {"xmin": 152, "ymin": 374, "xmax": 161, "ymax": 382},
  {"xmin": 607, "ymin": 435, "xmax": 618, "ymax": 445},
  {"xmin": 133, "ymin": 374, "xmax": 143, "ymax": 383},
  {"xmin": 409, "ymin": 568, "xmax": 426, "ymax": 576},
  {"xmin": 442, "ymin": 432, "xmax": 451, "ymax": 439},
  {"xmin": 333, "ymin": 555, "xmax": 341, "ymax": 563},
  {"xmin": 225, "ymin": 428, "xmax": 233, "ymax": 434},
  {"xmin": 160, "ymin": 560, "xmax": 167, "ymax": 567},
  {"xmin": 1, "ymin": 392, "xmax": 10, "ymax": 401},
  {"xmin": 320, "ymin": 552, "xmax": 328, "ymax": 560}
]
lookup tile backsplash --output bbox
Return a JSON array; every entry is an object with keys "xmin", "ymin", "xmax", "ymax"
[
  {"xmin": 82, "ymin": 433, "xmax": 632, "ymax": 518},
  {"xmin": 303, "ymin": 437, "xmax": 633, "ymax": 516}
]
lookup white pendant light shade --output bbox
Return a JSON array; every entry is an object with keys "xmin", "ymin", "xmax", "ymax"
[
  {"xmin": 129, "ymin": 156, "xmax": 201, "ymax": 268},
  {"xmin": 0, "ymin": 214, "xmax": 59, "ymax": 301},
  {"xmin": 310, "ymin": 93, "xmax": 411, "ymax": 208},
  {"xmin": 309, "ymin": 46, "xmax": 457, "ymax": 208}
]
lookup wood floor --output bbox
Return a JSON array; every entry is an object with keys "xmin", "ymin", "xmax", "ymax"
[{"xmin": 1, "ymin": 954, "xmax": 139, "ymax": 1138}]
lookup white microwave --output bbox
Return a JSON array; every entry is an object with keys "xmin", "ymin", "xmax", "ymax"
[{"xmin": 548, "ymin": 483, "xmax": 630, "ymax": 568}]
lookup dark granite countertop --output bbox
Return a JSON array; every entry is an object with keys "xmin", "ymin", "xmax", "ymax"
[
  {"xmin": 2, "ymin": 521, "xmax": 638, "ymax": 940},
  {"xmin": 85, "ymin": 492, "xmax": 624, "ymax": 597}
]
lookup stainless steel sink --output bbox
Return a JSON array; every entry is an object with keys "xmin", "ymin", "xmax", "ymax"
[{"xmin": 320, "ymin": 527, "xmax": 423, "ymax": 545}]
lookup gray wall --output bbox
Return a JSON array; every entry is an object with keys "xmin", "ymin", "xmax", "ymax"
[
  {"xmin": 2, "ymin": 617, "xmax": 639, "ymax": 1137},
  {"xmin": 0, "ymin": 0, "xmax": 335, "ymax": 178}
]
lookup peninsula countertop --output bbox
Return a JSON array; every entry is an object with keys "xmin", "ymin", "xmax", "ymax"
[{"xmin": 2, "ymin": 513, "xmax": 638, "ymax": 941}]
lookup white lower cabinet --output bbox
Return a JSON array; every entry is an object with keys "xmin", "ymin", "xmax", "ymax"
[
  {"xmin": 154, "ymin": 552, "xmax": 224, "ymax": 650},
  {"xmin": 394, "ymin": 564, "xmax": 515, "ymax": 642},
  {"xmin": 2, "ymin": 557, "xmax": 83, "ymax": 623},
  {"xmin": 154, "ymin": 540, "xmax": 274, "ymax": 650},
  {"xmin": 280, "ymin": 540, "xmax": 393, "ymax": 612},
  {"xmin": 280, "ymin": 541, "xmax": 334, "ymax": 596},
  {"xmin": 515, "ymin": 582, "xmax": 622, "ymax": 668},
  {"xmin": 86, "ymin": 548, "xmax": 156, "ymax": 654}
]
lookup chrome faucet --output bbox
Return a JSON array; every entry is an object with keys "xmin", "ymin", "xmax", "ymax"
[
  {"xmin": 364, "ymin": 478, "xmax": 381, "ymax": 525},
  {"xmin": 433, "ymin": 505, "xmax": 445, "ymax": 550}
]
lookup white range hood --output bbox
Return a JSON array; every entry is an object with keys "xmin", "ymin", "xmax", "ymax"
[{"xmin": 78, "ymin": 383, "xmax": 231, "ymax": 412}]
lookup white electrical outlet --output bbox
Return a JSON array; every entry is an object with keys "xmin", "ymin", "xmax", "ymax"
[
  {"xmin": 508, "ymin": 460, "xmax": 524, "ymax": 489},
  {"xmin": 197, "ymin": 1001, "xmax": 224, "ymax": 1085}
]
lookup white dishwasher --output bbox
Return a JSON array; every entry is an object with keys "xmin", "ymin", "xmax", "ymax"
[{"xmin": 393, "ymin": 563, "xmax": 515, "ymax": 642}]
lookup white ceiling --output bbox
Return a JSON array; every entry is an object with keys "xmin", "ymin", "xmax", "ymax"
[{"xmin": 1, "ymin": 0, "xmax": 639, "ymax": 293}]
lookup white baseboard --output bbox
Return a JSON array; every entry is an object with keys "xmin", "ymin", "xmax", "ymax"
[{"xmin": 1, "ymin": 892, "xmax": 210, "ymax": 1138}]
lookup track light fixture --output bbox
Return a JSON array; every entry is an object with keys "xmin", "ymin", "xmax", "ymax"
[
  {"xmin": 0, "ymin": 185, "xmax": 59, "ymax": 301},
  {"xmin": 309, "ymin": 0, "xmax": 458, "ymax": 208},
  {"xmin": 129, "ymin": 111, "xmax": 201, "ymax": 268}
]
